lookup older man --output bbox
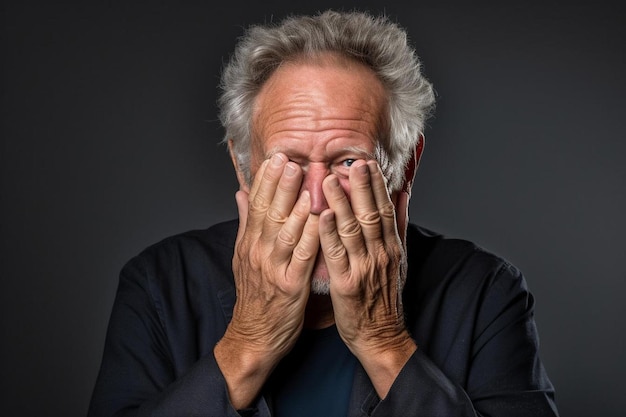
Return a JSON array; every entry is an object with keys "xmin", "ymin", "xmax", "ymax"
[{"xmin": 88, "ymin": 10, "xmax": 559, "ymax": 417}]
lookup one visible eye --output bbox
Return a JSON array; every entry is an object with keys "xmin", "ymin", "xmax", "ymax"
[{"xmin": 342, "ymin": 159, "xmax": 356, "ymax": 167}]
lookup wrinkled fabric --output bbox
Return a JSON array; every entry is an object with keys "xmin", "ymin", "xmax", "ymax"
[{"xmin": 88, "ymin": 220, "xmax": 558, "ymax": 417}]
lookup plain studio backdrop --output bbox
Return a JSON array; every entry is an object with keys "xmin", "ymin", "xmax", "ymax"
[{"xmin": 1, "ymin": 1, "xmax": 624, "ymax": 416}]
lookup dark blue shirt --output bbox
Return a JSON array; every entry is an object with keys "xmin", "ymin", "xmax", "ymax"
[{"xmin": 270, "ymin": 325, "xmax": 357, "ymax": 417}]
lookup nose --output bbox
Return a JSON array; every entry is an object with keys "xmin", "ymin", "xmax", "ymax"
[{"xmin": 302, "ymin": 163, "xmax": 330, "ymax": 215}]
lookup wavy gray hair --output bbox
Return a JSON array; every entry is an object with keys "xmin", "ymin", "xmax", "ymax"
[{"xmin": 218, "ymin": 9, "xmax": 435, "ymax": 192}]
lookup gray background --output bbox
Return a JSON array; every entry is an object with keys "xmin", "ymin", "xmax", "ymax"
[{"xmin": 2, "ymin": 1, "xmax": 624, "ymax": 416}]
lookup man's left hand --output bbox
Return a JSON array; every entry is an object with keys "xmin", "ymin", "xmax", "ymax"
[{"xmin": 319, "ymin": 159, "xmax": 417, "ymax": 398}]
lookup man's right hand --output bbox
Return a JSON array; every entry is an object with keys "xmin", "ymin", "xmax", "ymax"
[{"xmin": 214, "ymin": 153, "xmax": 320, "ymax": 410}]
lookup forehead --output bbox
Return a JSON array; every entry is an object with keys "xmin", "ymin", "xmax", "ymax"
[{"xmin": 251, "ymin": 57, "xmax": 388, "ymax": 160}]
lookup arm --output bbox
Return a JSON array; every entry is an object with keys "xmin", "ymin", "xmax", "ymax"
[
  {"xmin": 369, "ymin": 268, "xmax": 558, "ymax": 416},
  {"xmin": 319, "ymin": 160, "xmax": 558, "ymax": 416},
  {"xmin": 87, "ymin": 256, "xmax": 266, "ymax": 417},
  {"xmin": 89, "ymin": 154, "xmax": 317, "ymax": 416},
  {"xmin": 319, "ymin": 159, "xmax": 416, "ymax": 398},
  {"xmin": 89, "ymin": 154, "xmax": 320, "ymax": 416},
  {"xmin": 214, "ymin": 153, "xmax": 320, "ymax": 409},
  {"xmin": 360, "ymin": 260, "xmax": 558, "ymax": 417}
]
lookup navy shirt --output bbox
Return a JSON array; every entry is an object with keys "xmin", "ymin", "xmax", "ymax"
[{"xmin": 269, "ymin": 325, "xmax": 357, "ymax": 417}]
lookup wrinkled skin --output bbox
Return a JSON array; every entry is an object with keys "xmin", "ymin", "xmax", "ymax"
[{"xmin": 214, "ymin": 55, "xmax": 418, "ymax": 409}]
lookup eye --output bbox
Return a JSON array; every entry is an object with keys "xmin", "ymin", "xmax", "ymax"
[{"xmin": 342, "ymin": 159, "xmax": 356, "ymax": 167}]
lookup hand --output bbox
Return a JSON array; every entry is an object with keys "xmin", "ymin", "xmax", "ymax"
[
  {"xmin": 319, "ymin": 159, "xmax": 416, "ymax": 398},
  {"xmin": 215, "ymin": 153, "xmax": 320, "ymax": 408}
]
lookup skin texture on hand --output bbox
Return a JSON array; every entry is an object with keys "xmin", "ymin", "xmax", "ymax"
[
  {"xmin": 320, "ymin": 159, "xmax": 416, "ymax": 398},
  {"xmin": 214, "ymin": 154, "xmax": 320, "ymax": 409}
]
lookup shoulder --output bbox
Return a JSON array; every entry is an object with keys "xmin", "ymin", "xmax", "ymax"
[
  {"xmin": 404, "ymin": 223, "xmax": 533, "ymax": 333},
  {"xmin": 142, "ymin": 218, "xmax": 238, "ymax": 257},
  {"xmin": 130, "ymin": 219, "xmax": 237, "ymax": 265},
  {"xmin": 404, "ymin": 223, "xmax": 528, "ymax": 309},
  {"xmin": 406, "ymin": 223, "xmax": 522, "ymax": 280},
  {"xmin": 107, "ymin": 220, "xmax": 240, "ymax": 361},
  {"xmin": 118, "ymin": 219, "xmax": 239, "ymax": 291}
]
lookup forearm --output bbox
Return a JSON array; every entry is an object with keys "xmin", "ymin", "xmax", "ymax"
[
  {"xmin": 213, "ymin": 335, "xmax": 278, "ymax": 410},
  {"xmin": 89, "ymin": 351, "xmax": 265, "ymax": 417},
  {"xmin": 355, "ymin": 331, "xmax": 417, "ymax": 399},
  {"xmin": 88, "ymin": 260, "xmax": 270, "ymax": 417},
  {"xmin": 366, "ymin": 348, "xmax": 556, "ymax": 417},
  {"xmin": 365, "ymin": 350, "xmax": 478, "ymax": 417}
]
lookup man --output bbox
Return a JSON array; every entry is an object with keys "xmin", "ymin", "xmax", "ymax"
[{"xmin": 88, "ymin": 10, "xmax": 559, "ymax": 416}]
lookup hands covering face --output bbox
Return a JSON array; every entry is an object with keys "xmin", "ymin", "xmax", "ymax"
[
  {"xmin": 318, "ymin": 158, "xmax": 409, "ymax": 360},
  {"xmin": 228, "ymin": 153, "xmax": 412, "ymax": 369},
  {"xmin": 229, "ymin": 154, "xmax": 320, "ymax": 360}
]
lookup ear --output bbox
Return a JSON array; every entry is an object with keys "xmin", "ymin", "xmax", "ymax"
[
  {"xmin": 400, "ymin": 134, "xmax": 425, "ymax": 196},
  {"xmin": 393, "ymin": 134, "xmax": 425, "ymax": 246},
  {"xmin": 227, "ymin": 139, "xmax": 250, "ymax": 193}
]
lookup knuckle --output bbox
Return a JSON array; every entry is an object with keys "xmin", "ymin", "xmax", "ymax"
[
  {"xmin": 356, "ymin": 211, "xmax": 381, "ymax": 226},
  {"xmin": 292, "ymin": 244, "xmax": 315, "ymax": 262},
  {"xmin": 325, "ymin": 242, "xmax": 347, "ymax": 260},
  {"xmin": 266, "ymin": 206, "xmax": 287, "ymax": 224},
  {"xmin": 338, "ymin": 219, "xmax": 361, "ymax": 238},
  {"xmin": 250, "ymin": 195, "xmax": 270, "ymax": 213},
  {"xmin": 378, "ymin": 202, "xmax": 396, "ymax": 220},
  {"xmin": 276, "ymin": 228, "xmax": 297, "ymax": 247}
]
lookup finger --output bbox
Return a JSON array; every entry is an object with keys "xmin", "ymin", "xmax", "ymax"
[
  {"xmin": 247, "ymin": 154, "xmax": 288, "ymax": 235},
  {"xmin": 348, "ymin": 160, "xmax": 384, "ymax": 246},
  {"xmin": 261, "ymin": 161, "xmax": 303, "ymax": 241},
  {"xmin": 234, "ymin": 190, "xmax": 250, "ymax": 245},
  {"xmin": 247, "ymin": 158, "xmax": 270, "ymax": 204},
  {"xmin": 393, "ymin": 190, "xmax": 410, "ymax": 247},
  {"xmin": 367, "ymin": 160, "xmax": 401, "ymax": 245},
  {"xmin": 271, "ymin": 189, "xmax": 311, "ymax": 262},
  {"xmin": 293, "ymin": 212, "xmax": 320, "ymax": 270},
  {"xmin": 286, "ymin": 209, "xmax": 321, "ymax": 288},
  {"xmin": 322, "ymin": 174, "xmax": 367, "ymax": 261},
  {"xmin": 319, "ymin": 209, "xmax": 351, "ymax": 279}
]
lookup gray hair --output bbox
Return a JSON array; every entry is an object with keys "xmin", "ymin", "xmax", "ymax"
[{"xmin": 218, "ymin": 9, "xmax": 435, "ymax": 191}]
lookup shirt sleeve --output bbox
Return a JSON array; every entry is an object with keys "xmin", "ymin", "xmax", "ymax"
[
  {"xmin": 364, "ymin": 261, "xmax": 559, "ymax": 417},
  {"xmin": 86, "ymin": 254, "xmax": 271, "ymax": 417}
]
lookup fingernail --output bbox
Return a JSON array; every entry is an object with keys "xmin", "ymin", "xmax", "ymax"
[
  {"xmin": 285, "ymin": 162, "xmax": 297, "ymax": 176},
  {"xmin": 271, "ymin": 154, "xmax": 284, "ymax": 166},
  {"xmin": 358, "ymin": 163, "xmax": 368, "ymax": 175}
]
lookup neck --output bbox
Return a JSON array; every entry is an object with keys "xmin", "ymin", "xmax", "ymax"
[{"xmin": 303, "ymin": 294, "xmax": 335, "ymax": 329}]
